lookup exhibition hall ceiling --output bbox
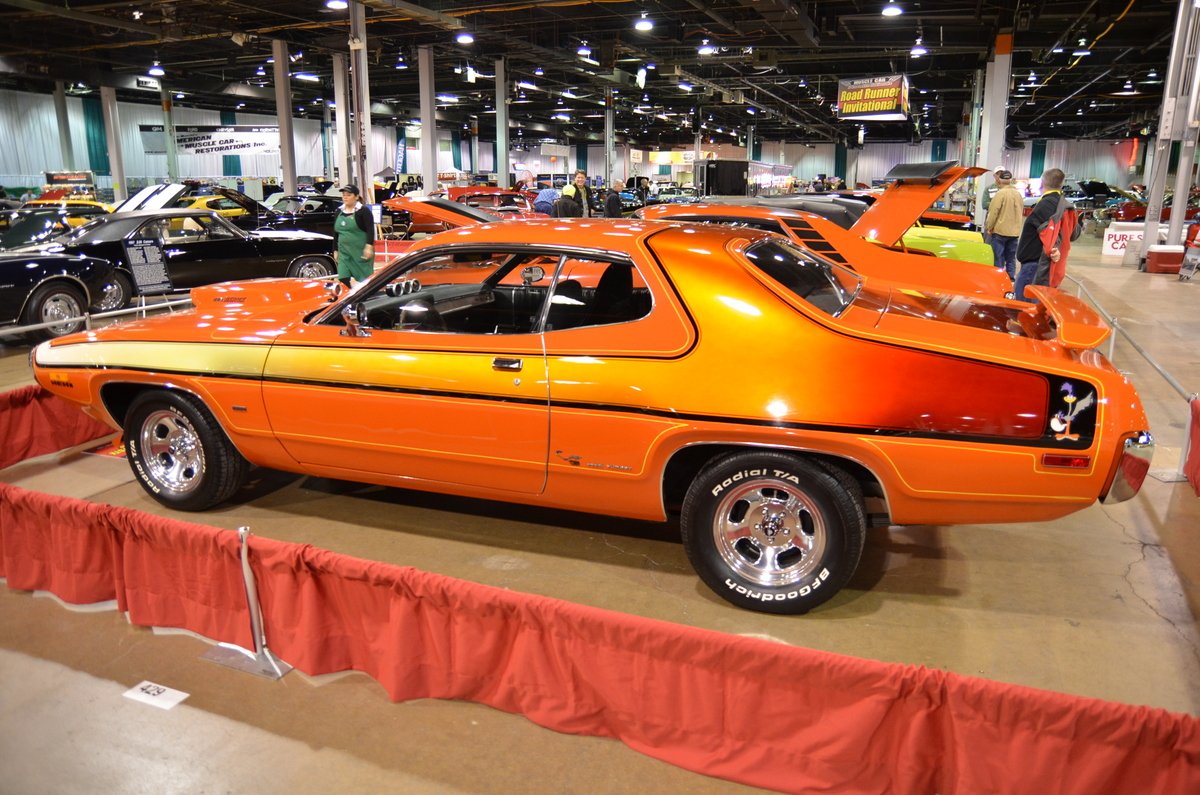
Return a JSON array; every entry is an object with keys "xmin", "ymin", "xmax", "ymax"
[{"xmin": 0, "ymin": 1, "xmax": 1179, "ymax": 146}]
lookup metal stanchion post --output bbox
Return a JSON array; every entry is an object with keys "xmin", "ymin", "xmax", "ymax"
[{"xmin": 201, "ymin": 526, "xmax": 293, "ymax": 679}]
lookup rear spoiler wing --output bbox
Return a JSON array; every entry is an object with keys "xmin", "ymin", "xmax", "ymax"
[{"xmin": 1025, "ymin": 286, "xmax": 1111, "ymax": 350}]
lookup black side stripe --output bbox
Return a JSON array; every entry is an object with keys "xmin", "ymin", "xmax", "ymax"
[{"xmin": 57, "ymin": 362, "xmax": 1087, "ymax": 450}]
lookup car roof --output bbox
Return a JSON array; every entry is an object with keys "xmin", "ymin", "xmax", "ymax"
[{"xmin": 402, "ymin": 216, "xmax": 769, "ymax": 254}]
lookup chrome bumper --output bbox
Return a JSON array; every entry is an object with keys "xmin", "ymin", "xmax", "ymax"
[{"xmin": 1101, "ymin": 430, "xmax": 1155, "ymax": 505}]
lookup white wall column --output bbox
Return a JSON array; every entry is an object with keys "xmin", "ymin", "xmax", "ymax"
[
  {"xmin": 604, "ymin": 86, "xmax": 615, "ymax": 188},
  {"xmin": 160, "ymin": 86, "xmax": 179, "ymax": 182},
  {"xmin": 349, "ymin": 0, "xmax": 373, "ymax": 200},
  {"xmin": 418, "ymin": 45, "xmax": 438, "ymax": 191},
  {"xmin": 53, "ymin": 80, "xmax": 75, "ymax": 170},
  {"xmin": 332, "ymin": 52, "xmax": 352, "ymax": 185},
  {"xmin": 271, "ymin": 39, "xmax": 298, "ymax": 195},
  {"xmin": 98, "ymin": 85, "xmax": 126, "ymax": 202},
  {"xmin": 974, "ymin": 33, "xmax": 1012, "ymax": 226},
  {"xmin": 494, "ymin": 58, "xmax": 509, "ymax": 184}
]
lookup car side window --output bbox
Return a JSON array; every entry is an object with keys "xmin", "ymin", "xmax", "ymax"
[{"xmin": 544, "ymin": 258, "xmax": 652, "ymax": 332}]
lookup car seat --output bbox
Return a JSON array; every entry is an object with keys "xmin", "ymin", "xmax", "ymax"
[{"xmin": 545, "ymin": 279, "xmax": 587, "ymax": 330}]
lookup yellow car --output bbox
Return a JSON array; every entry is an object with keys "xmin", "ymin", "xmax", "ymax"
[
  {"xmin": 20, "ymin": 199, "xmax": 113, "ymax": 227},
  {"xmin": 171, "ymin": 194, "xmax": 250, "ymax": 219}
]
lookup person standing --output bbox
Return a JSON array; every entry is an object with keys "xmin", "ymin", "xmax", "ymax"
[
  {"xmin": 603, "ymin": 188, "xmax": 623, "ymax": 218},
  {"xmin": 985, "ymin": 169, "xmax": 1023, "ymax": 280},
  {"xmin": 561, "ymin": 170, "xmax": 593, "ymax": 217},
  {"xmin": 332, "ymin": 184, "xmax": 375, "ymax": 288},
  {"xmin": 1014, "ymin": 168, "xmax": 1078, "ymax": 301}
]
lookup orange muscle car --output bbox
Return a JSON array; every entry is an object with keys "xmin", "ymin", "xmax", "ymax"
[{"xmin": 31, "ymin": 219, "xmax": 1153, "ymax": 614}]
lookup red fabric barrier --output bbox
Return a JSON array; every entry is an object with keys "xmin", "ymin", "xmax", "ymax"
[
  {"xmin": 1187, "ymin": 398, "xmax": 1200, "ymax": 497},
  {"xmin": 0, "ymin": 384, "xmax": 114, "ymax": 471},
  {"xmin": 3, "ymin": 385, "xmax": 1200, "ymax": 792},
  {"xmin": 249, "ymin": 537, "xmax": 1200, "ymax": 794},
  {"xmin": 0, "ymin": 484, "xmax": 252, "ymax": 648}
]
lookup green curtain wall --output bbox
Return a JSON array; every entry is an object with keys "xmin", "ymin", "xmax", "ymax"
[
  {"xmin": 1029, "ymin": 140, "xmax": 1046, "ymax": 178},
  {"xmin": 658, "ymin": 164, "xmax": 671, "ymax": 176},
  {"xmin": 81, "ymin": 97, "xmax": 109, "ymax": 176},
  {"xmin": 451, "ymin": 130, "xmax": 462, "ymax": 171},
  {"xmin": 576, "ymin": 144, "xmax": 587, "ymax": 173},
  {"xmin": 931, "ymin": 139, "xmax": 948, "ymax": 161},
  {"xmin": 751, "ymin": 139, "xmax": 762, "ymax": 161},
  {"xmin": 834, "ymin": 143, "xmax": 847, "ymax": 180},
  {"xmin": 220, "ymin": 110, "xmax": 241, "ymax": 178}
]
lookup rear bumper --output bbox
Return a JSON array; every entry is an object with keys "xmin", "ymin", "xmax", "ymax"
[{"xmin": 1101, "ymin": 430, "xmax": 1155, "ymax": 504}]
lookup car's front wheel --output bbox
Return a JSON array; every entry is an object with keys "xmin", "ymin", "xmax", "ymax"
[
  {"xmin": 93, "ymin": 271, "xmax": 133, "ymax": 313},
  {"xmin": 22, "ymin": 281, "xmax": 87, "ymax": 339},
  {"xmin": 287, "ymin": 256, "xmax": 335, "ymax": 279},
  {"xmin": 681, "ymin": 452, "xmax": 866, "ymax": 614},
  {"xmin": 124, "ymin": 390, "xmax": 248, "ymax": 511}
]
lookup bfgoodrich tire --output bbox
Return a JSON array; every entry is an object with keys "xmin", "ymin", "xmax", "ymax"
[
  {"xmin": 124, "ymin": 390, "xmax": 248, "ymax": 511},
  {"xmin": 681, "ymin": 452, "xmax": 866, "ymax": 614}
]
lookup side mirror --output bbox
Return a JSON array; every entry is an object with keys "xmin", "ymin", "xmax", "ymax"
[
  {"xmin": 340, "ymin": 301, "xmax": 371, "ymax": 337},
  {"xmin": 521, "ymin": 265, "xmax": 546, "ymax": 284}
]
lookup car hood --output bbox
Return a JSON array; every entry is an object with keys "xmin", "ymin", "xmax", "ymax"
[{"xmin": 852, "ymin": 161, "xmax": 986, "ymax": 246}]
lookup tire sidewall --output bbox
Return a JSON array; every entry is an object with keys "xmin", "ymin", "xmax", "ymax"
[
  {"xmin": 125, "ymin": 393, "xmax": 217, "ymax": 511},
  {"xmin": 289, "ymin": 257, "xmax": 334, "ymax": 278},
  {"xmin": 682, "ymin": 455, "xmax": 862, "ymax": 614},
  {"xmin": 25, "ymin": 282, "xmax": 86, "ymax": 339}
]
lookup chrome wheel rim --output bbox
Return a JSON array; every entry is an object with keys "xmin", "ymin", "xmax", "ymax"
[
  {"xmin": 40, "ymin": 292, "xmax": 84, "ymax": 335},
  {"xmin": 713, "ymin": 479, "xmax": 826, "ymax": 588},
  {"xmin": 95, "ymin": 279, "xmax": 126, "ymax": 311},
  {"xmin": 294, "ymin": 260, "xmax": 329, "ymax": 278},
  {"xmin": 139, "ymin": 409, "xmax": 205, "ymax": 496}
]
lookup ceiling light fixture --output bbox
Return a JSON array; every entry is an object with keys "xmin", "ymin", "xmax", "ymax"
[
  {"xmin": 635, "ymin": 12, "xmax": 654, "ymax": 32},
  {"xmin": 882, "ymin": 0, "xmax": 903, "ymax": 17},
  {"xmin": 293, "ymin": 73, "xmax": 319, "ymax": 82},
  {"xmin": 577, "ymin": 41, "xmax": 591, "ymax": 57},
  {"xmin": 325, "ymin": 0, "xmax": 348, "ymax": 9},
  {"xmin": 534, "ymin": 66, "xmax": 544, "ymax": 76},
  {"xmin": 698, "ymin": 39, "xmax": 717, "ymax": 56},
  {"xmin": 910, "ymin": 37, "xmax": 927, "ymax": 57},
  {"xmin": 1072, "ymin": 38, "xmax": 1091, "ymax": 56},
  {"xmin": 148, "ymin": 60, "xmax": 165, "ymax": 77},
  {"xmin": 456, "ymin": 31, "xmax": 474, "ymax": 45}
]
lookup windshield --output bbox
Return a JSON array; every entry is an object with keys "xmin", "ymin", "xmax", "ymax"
[
  {"xmin": 0, "ymin": 211, "xmax": 70, "ymax": 248},
  {"xmin": 742, "ymin": 237, "xmax": 861, "ymax": 316}
]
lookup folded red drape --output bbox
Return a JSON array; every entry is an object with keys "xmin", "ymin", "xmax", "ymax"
[{"xmin": 0, "ymin": 384, "xmax": 115, "ymax": 471}]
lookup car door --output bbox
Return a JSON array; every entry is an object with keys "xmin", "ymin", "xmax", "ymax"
[
  {"xmin": 142, "ymin": 213, "xmax": 271, "ymax": 288},
  {"xmin": 260, "ymin": 247, "xmax": 552, "ymax": 494}
]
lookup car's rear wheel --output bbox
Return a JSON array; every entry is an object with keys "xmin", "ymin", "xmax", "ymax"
[
  {"xmin": 22, "ymin": 282, "xmax": 86, "ymax": 339},
  {"xmin": 94, "ymin": 271, "xmax": 133, "ymax": 313},
  {"xmin": 288, "ymin": 257, "xmax": 335, "ymax": 279},
  {"xmin": 681, "ymin": 452, "xmax": 866, "ymax": 614},
  {"xmin": 124, "ymin": 390, "xmax": 248, "ymax": 511}
]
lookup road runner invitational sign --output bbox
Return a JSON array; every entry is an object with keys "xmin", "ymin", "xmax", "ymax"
[
  {"xmin": 139, "ymin": 125, "xmax": 280, "ymax": 156},
  {"xmin": 836, "ymin": 75, "xmax": 910, "ymax": 122}
]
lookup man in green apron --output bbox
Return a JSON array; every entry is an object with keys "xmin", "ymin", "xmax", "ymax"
[{"xmin": 333, "ymin": 184, "xmax": 376, "ymax": 287}]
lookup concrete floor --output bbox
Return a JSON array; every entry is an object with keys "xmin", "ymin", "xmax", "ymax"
[{"xmin": 1, "ymin": 232, "xmax": 1198, "ymax": 794}]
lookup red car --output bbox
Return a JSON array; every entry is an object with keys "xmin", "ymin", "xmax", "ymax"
[{"xmin": 395, "ymin": 187, "xmax": 548, "ymax": 234}]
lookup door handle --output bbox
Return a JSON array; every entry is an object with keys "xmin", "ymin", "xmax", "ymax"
[{"xmin": 492, "ymin": 357, "xmax": 523, "ymax": 371}]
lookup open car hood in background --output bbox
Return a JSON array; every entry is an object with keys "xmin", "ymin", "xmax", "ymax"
[
  {"xmin": 851, "ymin": 161, "xmax": 986, "ymax": 246},
  {"xmin": 382, "ymin": 195, "xmax": 504, "ymax": 228}
]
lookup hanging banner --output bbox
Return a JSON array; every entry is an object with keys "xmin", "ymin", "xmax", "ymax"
[
  {"xmin": 648, "ymin": 150, "xmax": 711, "ymax": 165},
  {"xmin": 138, "ymin": 125, "xmax": 281, "ymax": 156},
  {"xmin": 836, "ymin": 75, "xmax": 910, "ymax": 122}
]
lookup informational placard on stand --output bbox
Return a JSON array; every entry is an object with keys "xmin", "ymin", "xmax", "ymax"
[{"xmin": 122, "ymin": 237, "xmax": 173, "ymax": 296}]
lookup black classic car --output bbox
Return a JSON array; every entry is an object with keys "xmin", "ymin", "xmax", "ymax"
[
  {"xmin": 0, "ymin": 249, "xmax": 119, "ymax": 339},
  {"xmin": 33, "ymin": 208, "xmax": 335, "ymax": 306}
]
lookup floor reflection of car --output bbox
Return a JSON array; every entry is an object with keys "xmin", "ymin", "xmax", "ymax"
[
  {"xmin": 34, "ymin": 208, "xmax": 335, "ymax": 305},
  {"xmin": 32, "ymin": 219, "xmax": 1153, "ymax": 615},
  {"xmin": 1, "ymin": 248, "xmax": 118, "ymax": 339}
]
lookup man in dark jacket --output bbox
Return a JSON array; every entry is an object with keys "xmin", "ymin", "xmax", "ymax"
[
  {"xmin": 1014, "ymin": 168, "xmax": 1073, "ymax": 301},
  {"xmin": 603, "ymin": 189, "xmax": 623, "ymax": 218}
]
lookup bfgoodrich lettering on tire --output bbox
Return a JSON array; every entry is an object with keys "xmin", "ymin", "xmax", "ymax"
[
  {"xmin": 124, "ymin": 390, "xmax": 248, "ymax": 511},
  {"xmin": 681, "ymin": 452, "xmax": 866, "ymax": 614}
]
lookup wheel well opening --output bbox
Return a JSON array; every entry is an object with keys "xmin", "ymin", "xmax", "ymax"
[
  {"xmin": 662, "ymin": 445, "xmax": 888, "ymax": 523},
  {"xmin": 99, "ymin": 382, "xmax": 157, "ymax": 429}
]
